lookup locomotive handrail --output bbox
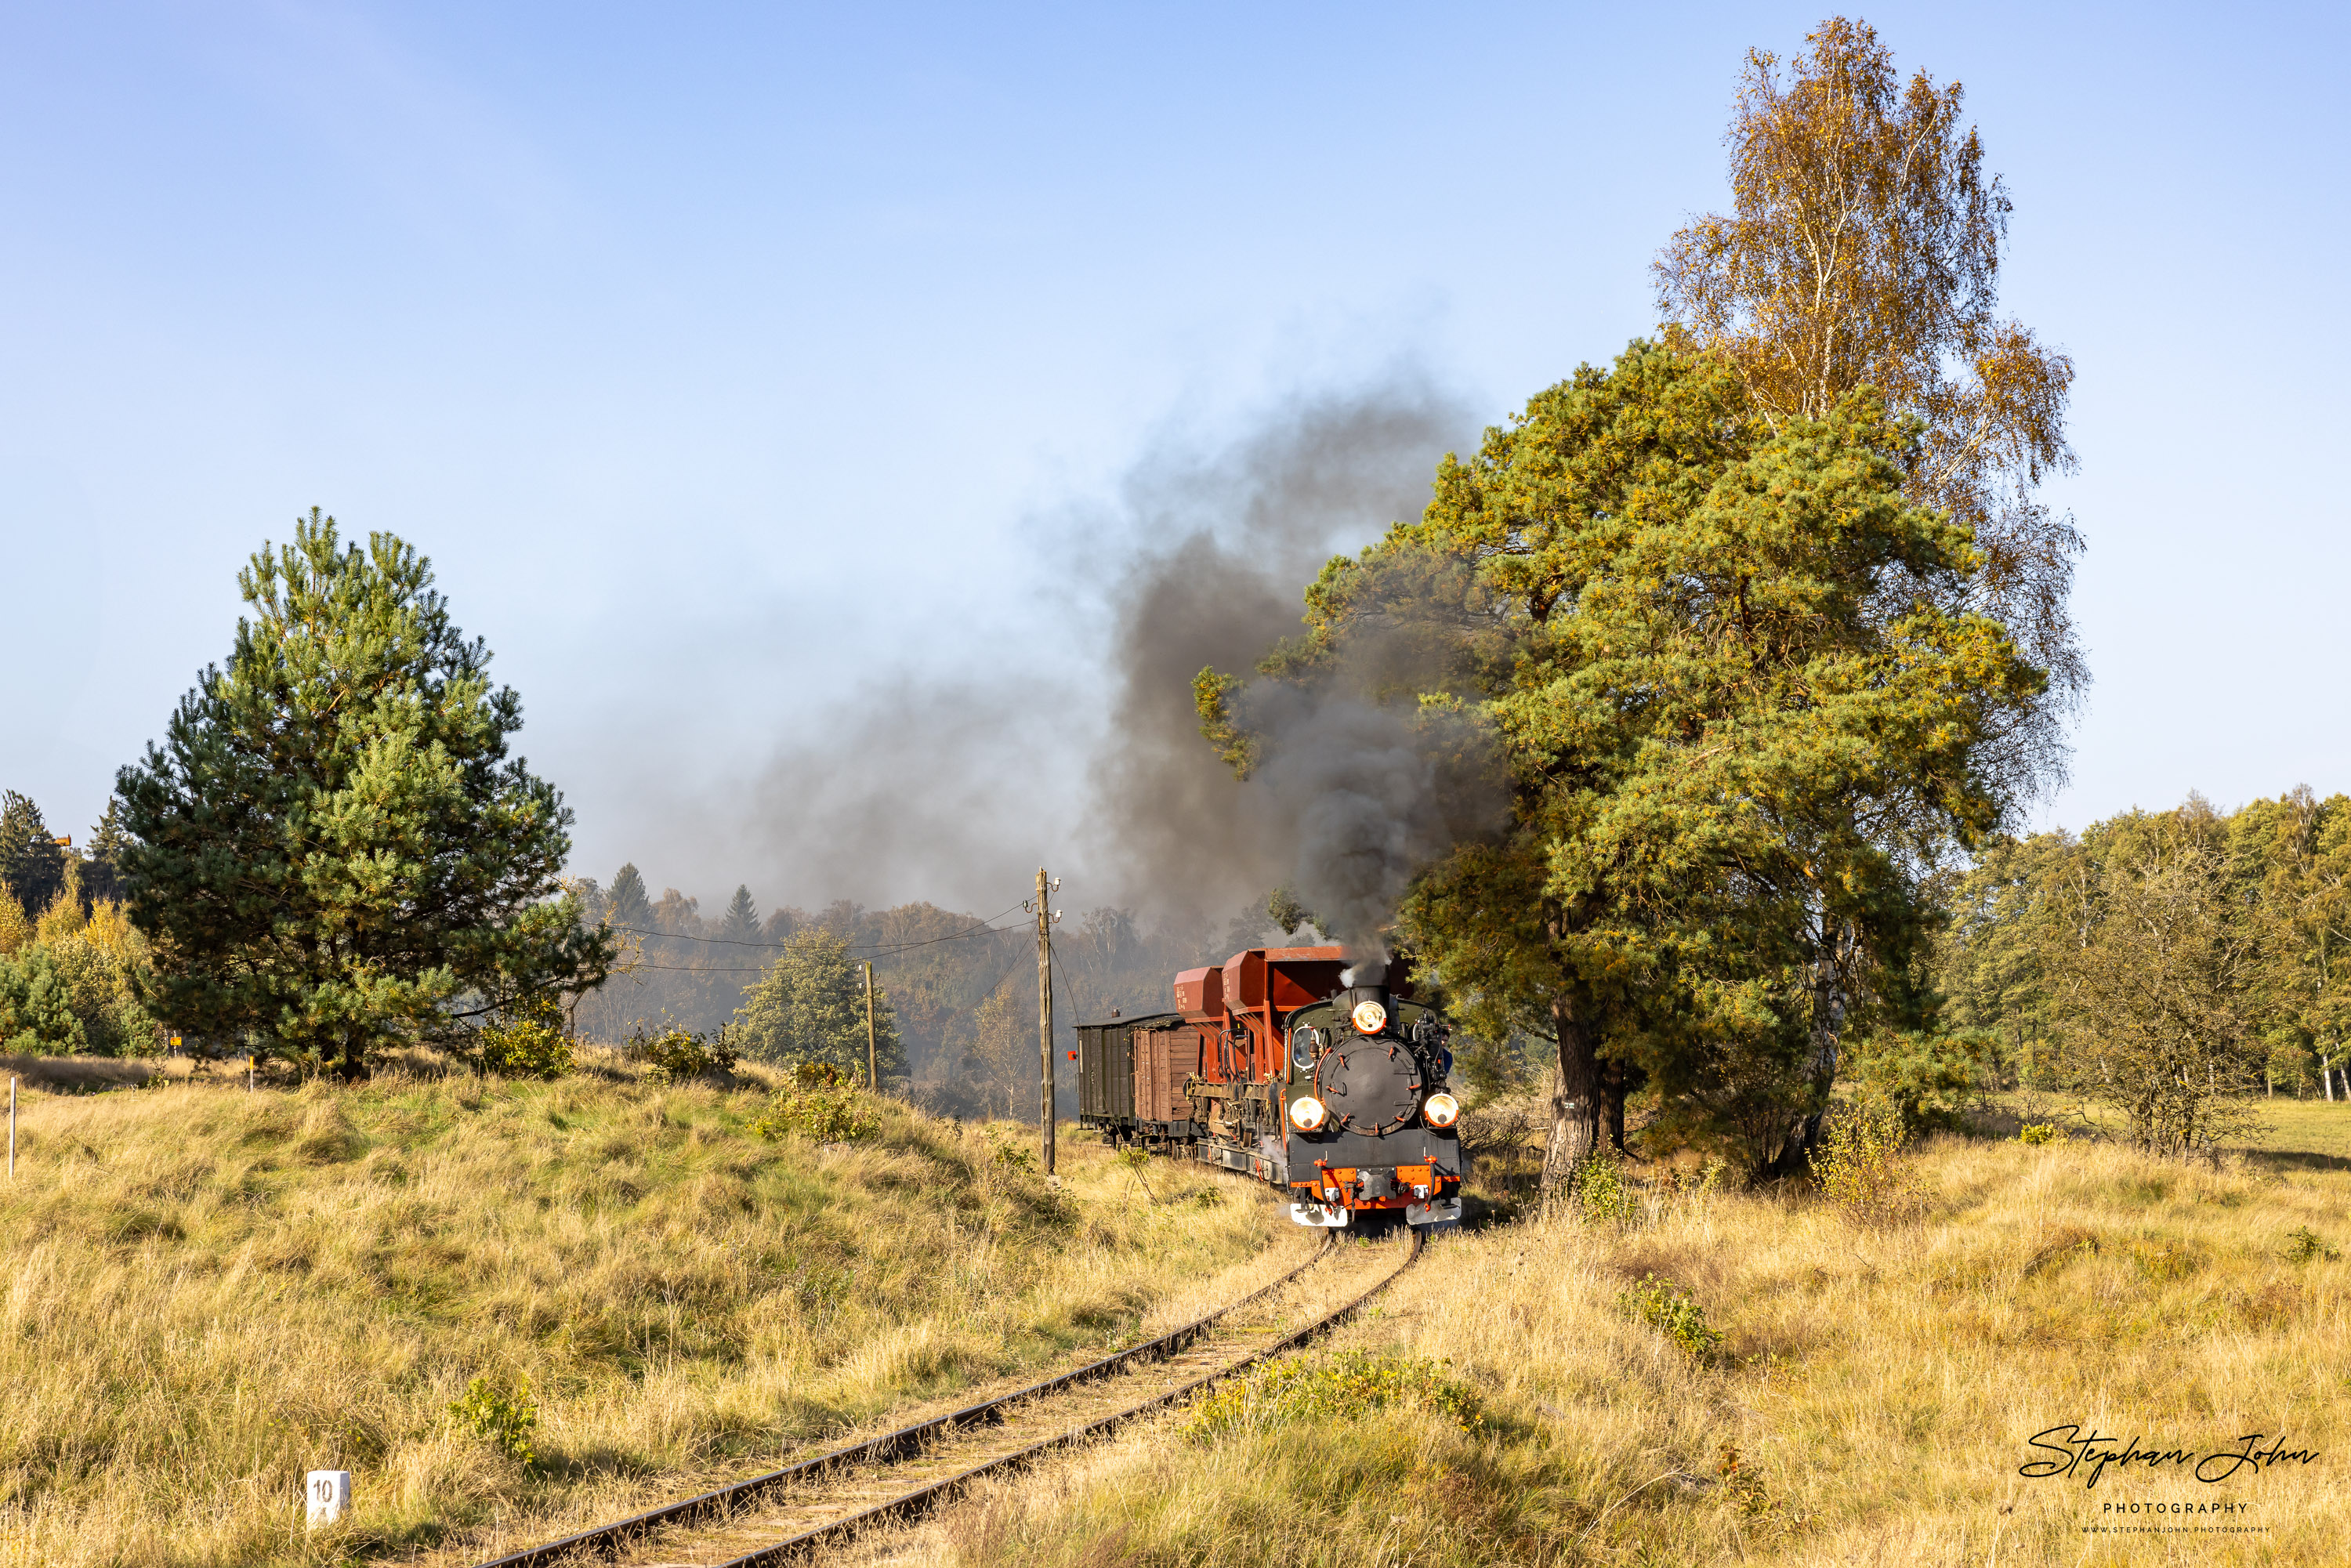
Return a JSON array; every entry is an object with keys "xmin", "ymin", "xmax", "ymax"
[{"xmin": 469, "ymin": 1231, "xmax": 1341, "ymax": 1568}]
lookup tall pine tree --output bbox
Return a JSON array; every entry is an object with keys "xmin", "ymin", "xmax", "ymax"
[
  {"xmin": 0, "ymin": 791, "xmax": 64, "ymax": 916},
  {"xmin": 114, "ymin": 510, "xmax": 614, "ymax": 1074},
  {"xmin": 716, "ymin": 885, "xmax": 761, "ymax": 946},
  {"xmin": 82, "ymin": 799, "xmax": 132, "ymax": 905},
  {"xmin": 603, "ymin": 864, "xmax": 653, "ymax": 932}
]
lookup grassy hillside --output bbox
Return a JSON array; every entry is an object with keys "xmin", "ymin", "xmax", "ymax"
[
  {"xmin": 0, "ymin": 1056, "xmax": 1302, "ymax": 1566},
  {"xmin": 913, "ymin": 1121, "xmax": 2351, "ymax": 1566}
]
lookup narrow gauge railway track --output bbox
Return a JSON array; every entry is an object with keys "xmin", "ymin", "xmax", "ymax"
[{"xmin": 473, "ymin": 1229, "xmax": 1422, "ymax": 1568}]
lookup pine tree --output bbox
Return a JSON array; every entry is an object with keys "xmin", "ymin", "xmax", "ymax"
[
  {"xmin": 114, "ymin": 510, "xmax": 615, "ymax": 1074},
  {"xmin": 603, "ymin": 864, "xmax": 653, "ymax": 932},
  {"xmin": 82, "ymin": 799, "xmax": 132, "ymax": 905},
  {"xmin": 0, "ymin": 791, "xmax": 64, "ymax": 916},
  {"xmin": 717, "ymin": 885, "xmax": 761, "ymax": 946}
]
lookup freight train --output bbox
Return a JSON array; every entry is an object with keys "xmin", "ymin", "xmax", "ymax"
[{"xmin": 1074, "ymin": 945, "xmax": 1464, "ymax": 1228}]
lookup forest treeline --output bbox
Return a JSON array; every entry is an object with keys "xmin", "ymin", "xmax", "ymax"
[
  {"xmin": 567, "ymin": 864, "xmax": 1299, "ymax": 1118},
  {"xmin": 0, "ymin": 769, "xmax": 1299, "ymax": 1120},
  {"xmin": 16, "ymin": 767, "xmax": 2343, "ymax": 1163},
  {"xmin": 1929, "ymin": 788, "xmax": 2351, "ymax": 1153}
]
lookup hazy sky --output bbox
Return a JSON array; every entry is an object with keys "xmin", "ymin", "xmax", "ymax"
[{"xmin": 4, "ymin": 2, "xmax": 2345, "ymax": 918}]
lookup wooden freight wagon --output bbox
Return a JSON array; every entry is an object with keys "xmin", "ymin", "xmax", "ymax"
[
  {"xmin": 1076, "ymin": 1012, "xmax": 1184, "ymax": 1137},
  {"xmin": 1132, "ymin": 1022, "xmax": 1201, "ymax": 1132},
  {"xmin": 1075, "ymin": 1015, "xmax": 1136, "ymax": 1120},
  {"xmin": 1074, "ymin": 1012, "xmax": 1198, "ymax": 1145}
]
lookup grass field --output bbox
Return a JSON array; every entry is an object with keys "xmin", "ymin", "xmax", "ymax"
[
  {"xmin": 0, "ymin": 1054, "xmax": 1306, "ymax": 1567},
  {"xmin": 889, "ymin": 1103, "xmax": 2351, "ymax": 1566},
  {"xmin": 4, "ymin": 1063, "xmax": 2342, "ymax": 1566}
]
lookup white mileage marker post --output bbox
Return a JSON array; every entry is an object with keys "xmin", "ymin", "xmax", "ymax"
[{"xmin": 306, "ymin": 1470, "xmax": 350, "ymax": 1529}]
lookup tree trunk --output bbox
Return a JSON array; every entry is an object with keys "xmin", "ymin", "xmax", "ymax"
[
  {"xmin": 1602, "ymin": 1056, "xmax": 1627, "ymax": 1153},
  {"xmin": 1540, "ymin": 989, "xmax": 1599, "ymax": 1197},
  {"xmin": 1773, "ymin": 918, "xmax": 1851, "ymax": 1175}
]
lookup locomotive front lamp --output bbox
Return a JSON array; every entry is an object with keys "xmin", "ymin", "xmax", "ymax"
[
  {"xmin": 1288, "ymin": 1095, "xmax": 1328, "ymax": 1132},
  {"xmin": 1349, "ymin": 999, "xmax": 1387, "ymax": 1035},
  {"xmin": 1422, "ymin": 1092, "xmax": 1460, "ymax": 1128}
]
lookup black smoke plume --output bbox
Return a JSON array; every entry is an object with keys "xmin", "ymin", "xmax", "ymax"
[
  {"xmin": 1081, "ymin": 375, "xmax": 1502, "ymax": 965},
  {"xmin": 682, "ymin": 372, "xmax": 1491, "ymax": 962}
]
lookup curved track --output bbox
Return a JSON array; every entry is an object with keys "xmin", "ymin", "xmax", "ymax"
[{"xmin": 473, "ymin": 1228, "xmax": 1423, "ymax": 1568}]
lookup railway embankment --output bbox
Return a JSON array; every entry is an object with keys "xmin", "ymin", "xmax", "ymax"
[{"xmin": 0, "ymin": 1054, "xmax": 1296, "ymax": 1565}]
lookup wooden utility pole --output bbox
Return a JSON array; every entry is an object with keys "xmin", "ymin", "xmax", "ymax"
[
  {"xmin": 863, "ymin": 962, "xmax": 878, "ymax": 1090},
  {"xmin": 1035, "ymin": 867, "xmax": 1056, "ymax": 1175}
]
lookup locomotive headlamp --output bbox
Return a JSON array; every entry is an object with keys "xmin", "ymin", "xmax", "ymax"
[
  {"xmin": 1349, "ymin": 999, "xmax": 1388, "ymax": 1035},
  {"xmin": 1422, "ymin": 1092, "xmax": 1461, "ymax": 1128},
  {"xmin": 1288, "ymin": 1095, "xmax": 1328, "ymax": 1132}
]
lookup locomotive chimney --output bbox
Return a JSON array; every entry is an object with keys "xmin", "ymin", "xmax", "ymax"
[{"xmin": 1336, "ymin": 963, "xmax": 1391, "ymax": 1025}]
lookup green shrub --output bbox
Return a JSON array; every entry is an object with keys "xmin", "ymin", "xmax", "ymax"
[
  {"xmin": 630, "ymin": 1025, "xmax": 737, "ymax": 1082},
  {"xmin": 0, "ymin": 947, "xmax": 90, "ymax": 1055},
  {"xmin": 469, "ymin": 1016, "xmax": 573, "ymax": 1080},
  {"xmin": 1569, "ymin": 1148, "xmax": 1643, "ymax": 1226},
  {"xmin": 1811, "ymin": 1088, "xmax": 1922, "ymax": 1226},
  {"xmin": 986, "ymin": 1125, "xmax": 1038, "ymax": 1171},
  {"xmin": 2283, "ymin": 1226, "xmax": 2340, "ymax": 1264},
  {"xmin": 448, "ymin": 1374, "xmax": 537, "ymax": 1465},
  {"xmin": 2018, "ymin": 1121, "xmax": 2063, "ymax": 1146},
  {"xmin": 1616, "ymin": 1274, "xmax": 1723, "ymax": 1366},
  {"xmin": 1182, "ymin": 1349, "xmax": 1481, "ymax": 1439},
  {"xmin": 752, "ymin": 1063, "xmax": 878, "ymax": 1143}
]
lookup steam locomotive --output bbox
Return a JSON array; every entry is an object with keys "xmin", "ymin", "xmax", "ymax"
[{"xmin": 1074, "ymin": 946, "xmax": 1465, "ymax": 1228}]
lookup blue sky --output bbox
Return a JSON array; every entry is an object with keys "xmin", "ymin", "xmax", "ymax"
[{"xmin": 3, "ymin": 2, "xmax": 2345, "ymax": 914}]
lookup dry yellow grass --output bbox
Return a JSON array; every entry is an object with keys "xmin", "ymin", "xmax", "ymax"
[
  {"xmin": 0, "ymin": 1054, "xmax": 1302, "ymax": 1566},
  {"xmin": 915, "ymin": 1124, "xmax": 2351, "ymax": 1566}
]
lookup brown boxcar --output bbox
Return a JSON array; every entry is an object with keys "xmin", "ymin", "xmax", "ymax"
[{"xmin": 1132, "ymin": 1023, "xmax": 1201, "ymax": 1125}]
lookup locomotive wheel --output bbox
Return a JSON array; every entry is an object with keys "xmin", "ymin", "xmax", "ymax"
[{"xmin": 1315, "ymin": 1040, "xmax": 1421, "ymax": 1134}]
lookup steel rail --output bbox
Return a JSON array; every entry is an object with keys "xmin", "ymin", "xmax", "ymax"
[
  {"xmin": 706, "ymin": 1226, "xmax": 1427, "ymax": 1566},
  {"xmin": 473, "ymin": 1231, "xmax": 1353, "ymax": 1568}
]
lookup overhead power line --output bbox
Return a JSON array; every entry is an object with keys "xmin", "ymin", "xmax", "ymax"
[{"xmin": 603, "ymin": 900, "xmax": 1028, "ymax": 958}]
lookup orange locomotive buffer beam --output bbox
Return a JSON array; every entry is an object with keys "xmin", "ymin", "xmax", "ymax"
[{"xmin": 1074, "ymin": 947, "xmax": 1465, "ymax": 1229}]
